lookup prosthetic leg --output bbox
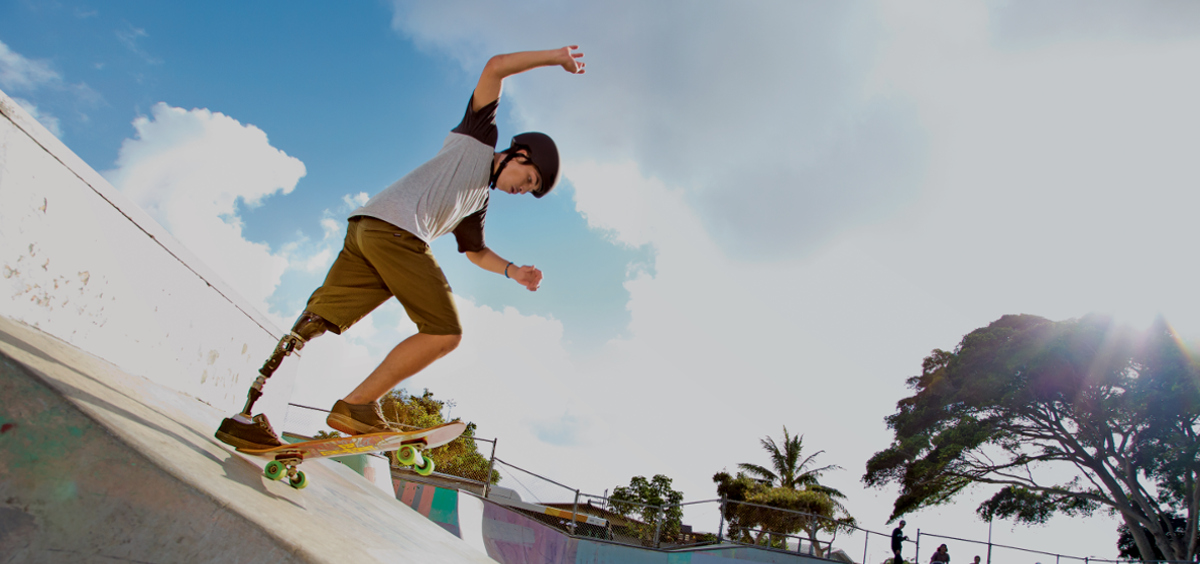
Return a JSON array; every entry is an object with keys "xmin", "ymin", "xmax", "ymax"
[{"xmin": 215, "ymin": 311, "xmax": 335, "ymax": 449}]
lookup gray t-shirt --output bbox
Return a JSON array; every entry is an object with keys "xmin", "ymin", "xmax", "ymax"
[{"xmin": 350, "ymin": 97, "xmax": 497, "ymax": 252}]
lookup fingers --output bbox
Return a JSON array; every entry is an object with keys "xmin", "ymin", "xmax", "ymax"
[{"xmin": 564, "ymin": 46, "xmax": 585, "ymax": 74}]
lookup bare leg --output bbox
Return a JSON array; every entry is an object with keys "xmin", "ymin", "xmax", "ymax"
[{"xmin": 342, "ymin": 333, "xmax": 461, "ymax": 404}]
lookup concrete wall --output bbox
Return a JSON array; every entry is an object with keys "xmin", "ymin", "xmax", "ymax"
[
  {"xmin": 0, "ymin": 314, "xmax": 496, "ymax": 563},
  {"xmin": 391, "ymin": 478, "xmax": 832, "ymax": 564},
  {"xmin": 0, "ymin": 336, "xmax": 304, "ymax": 563},
  {"xmin": 0, "ymin": 87, "xmax": 296, "ymax": 422}
]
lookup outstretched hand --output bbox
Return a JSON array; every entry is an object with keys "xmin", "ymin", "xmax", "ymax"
[
  {"xmin": 511, "ymin": 265, "xmax": 543, "ymax": 292},
  {"xmin": 558, "ymin": 46, "xmax": 585, "ymax": 74}
]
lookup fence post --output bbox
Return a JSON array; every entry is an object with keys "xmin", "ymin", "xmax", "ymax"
[
  {"xmin": 863, "ymin": 530, "xmax": 869, "ymax": 564},
  {"xmin": 986, "ymin": 519, "xmax": 993, "ymax": 564},
  {"xmin": 717, "ymin": 495, "xmax": 726, "ymax": 544},
  {"xmin": 570, "ymin": 490, "xmax": 580, "ymax": 535},
  {"xmin": 483, "ymin": 438, "xmax": 497, "ymax": 498},
  {"xmin": 915, "ymin": 529, "xmax": 921, "ymax": 564},
  {"xmin": 653, "ymin": 505, "xmax": 663, "ymax": 548}
]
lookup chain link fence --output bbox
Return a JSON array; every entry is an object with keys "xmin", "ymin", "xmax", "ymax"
[{"xmin": 280, "ymin": 403, "xmax": 1146, "ymax": 563}]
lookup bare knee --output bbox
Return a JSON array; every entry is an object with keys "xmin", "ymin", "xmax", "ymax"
[{"xmin": 435, "ymin": 333, "xmax": 462, "ymax": 356}]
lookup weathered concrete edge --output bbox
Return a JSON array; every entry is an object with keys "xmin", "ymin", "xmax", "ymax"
[
  {"xmin": 0, "ymin": 328, "xmax": 314, "ymax": 562},
  {"xmin": 0, "ymin": 87, "xmax": 283, "ymax": 343},
  {"xmin": 0, "ymin": 315, "xmax": 498, "ymax": 563}
]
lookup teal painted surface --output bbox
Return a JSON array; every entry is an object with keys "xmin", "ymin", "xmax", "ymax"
[
  {"xmin": 430, "ymin": 486, "xmax": 459, "ymax": 524},
  {"xmin": 575, "ymin": 540, "xmax": 671, "ymax": 563}
]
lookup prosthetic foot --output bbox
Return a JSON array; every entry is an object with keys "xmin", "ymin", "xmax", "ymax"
[{"xmin": 215, "ymin": 311, "xmax": 334, "ymax": 449}]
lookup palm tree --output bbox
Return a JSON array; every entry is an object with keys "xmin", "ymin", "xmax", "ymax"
[
  {"xmin": 737, "ymin": 426, "xmax": 856, "ymax": 555},
  {"xmin": 738, "ymin": 426, "xmax": 844, "ymax": 496}
]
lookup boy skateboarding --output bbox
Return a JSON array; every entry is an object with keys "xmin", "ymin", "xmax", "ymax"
[{"xmin": 216, "ymin": 46, "xmax": 585, "ymax": 450}]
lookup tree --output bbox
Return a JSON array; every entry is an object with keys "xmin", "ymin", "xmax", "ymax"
[
  {"xmin": 380, "ymin": 388, "xmax": 499, "ymax": 485},
  {"xmin": 733, "ymin": 427, "xmax": 855, "ymax": 555},
  {"xmin": 862, "ymin": 314, "xmax": 1200, "ymax": 561},
  {"xmin": 609, "ymin": 474, "xmax": 684, "ymax": 544},
  {"xmin": 739, "ymin": 426, "xmax": 844, "ymax": 495},
  {"xmin": 714, "ymin": 471, "xmax": 856, "ymax": 556},
  {"xmin": 1118, "ymin": 514, "xmax": 1188, "ymax": 560}
]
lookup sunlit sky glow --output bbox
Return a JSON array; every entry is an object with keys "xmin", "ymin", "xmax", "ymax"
[{"xmin": 3, "ymin": 1, "xmax": 1199, "ymax": 558}]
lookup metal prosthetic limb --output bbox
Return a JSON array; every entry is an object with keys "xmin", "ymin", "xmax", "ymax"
[{"xmin": 238, "ymin": 311, "xmax": 332, "ymax": 417}]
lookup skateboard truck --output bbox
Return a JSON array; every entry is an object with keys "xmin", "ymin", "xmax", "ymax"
[
  {"xmin": 237, "ymin": 311, "xmax": 334, "ymax": 417},
  {"xmin": 265, "ymin": 454, "xmax": 309, "ymax": 489}
]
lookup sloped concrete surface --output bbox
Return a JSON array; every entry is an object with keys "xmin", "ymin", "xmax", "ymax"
[{"xmin": 0, "ymin": 315, "xmax": 496, "ymax": 563}]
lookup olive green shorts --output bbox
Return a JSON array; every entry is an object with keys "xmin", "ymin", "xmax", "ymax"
[{"xmin": 305, "ymin": 216, "xmax": 461, "ymax": 335}]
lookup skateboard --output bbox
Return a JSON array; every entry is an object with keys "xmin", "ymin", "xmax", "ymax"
[{"xmin": 238, "ymin": 421, "xmax": 467, "ymax": 489}]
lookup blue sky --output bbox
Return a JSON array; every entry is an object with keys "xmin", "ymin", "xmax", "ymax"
[
  {"xmin": 0, "ymin": 1, "xmax": 648, "ymax": 353},
  {"xmin": 4, "ymin": 1, "xmax": 1200, "ymax": 558}
]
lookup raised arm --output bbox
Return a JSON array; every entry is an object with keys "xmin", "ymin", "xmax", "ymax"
[{"xmin": 472, "ymin": 46, "xmax": 585, "ymax": 111}]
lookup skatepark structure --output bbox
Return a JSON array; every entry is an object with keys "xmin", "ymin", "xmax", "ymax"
[{"xmin": 0, "ymin": 87, "xmax": 831, "ymax": 563}]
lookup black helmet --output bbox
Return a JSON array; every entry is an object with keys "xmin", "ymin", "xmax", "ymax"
[{"xmin": 509, "ymin": 132, "xmax": 560, "ymax": 198}]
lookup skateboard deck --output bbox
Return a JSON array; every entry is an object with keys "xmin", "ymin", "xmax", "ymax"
[{"xmin": 238, "ymin": 420, "xmax": 467, "ymax": 489}]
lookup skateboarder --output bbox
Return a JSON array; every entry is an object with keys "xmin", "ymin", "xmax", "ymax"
[
  {"xmin": 216, "ymin": 46, "xmax": 585, "ymax": 450},
  {"xmin": 891, "ymin": 520, "xmax": 909, "ymax": 564}
]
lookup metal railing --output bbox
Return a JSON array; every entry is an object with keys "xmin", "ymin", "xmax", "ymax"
[{"xmin": 281, "ymin": 403, "xmax": 1145, "ymax": 563}]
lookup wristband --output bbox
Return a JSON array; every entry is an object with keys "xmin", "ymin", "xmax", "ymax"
[{"xmin": 504, "ymin": 262, "xmax": 514, "ymax": 279}]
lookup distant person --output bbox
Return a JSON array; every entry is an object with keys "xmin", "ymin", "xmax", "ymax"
[
  {"xmin": 215, "ymin": 46, "xmax": 586, "ymax": 449},
  {"xmin": 972, "ymin": 556, "xmax": 981, "ymax": 564},
  {"xmin": 891, "ymin": 520, "xmax": 909, "ymax": 564},
  {"xmin": 930, "ymin": 544, "xmax": 950, "ymax": 564}
]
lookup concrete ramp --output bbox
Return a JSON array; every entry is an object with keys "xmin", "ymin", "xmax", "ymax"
[{"xmin": 0, "ymin": 315, "xmax": 496, "ymax": 563}]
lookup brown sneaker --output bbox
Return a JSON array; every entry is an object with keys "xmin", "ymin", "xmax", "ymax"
[
  {"xmin": 326, "ymin": 400, "xmax": 397, "ymax": 435},
  {"xmin": 215, "ymin": 413, "xmax": 284, "ymax": 450}
]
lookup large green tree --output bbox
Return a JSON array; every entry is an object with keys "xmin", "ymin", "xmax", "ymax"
[
  {"xmin": 609, "ymin": 474, "xmax": 685, "ymax": 544},
  {"xmin": 863, "ymin": 314, "xmax": 1200, "ymax": 560}
]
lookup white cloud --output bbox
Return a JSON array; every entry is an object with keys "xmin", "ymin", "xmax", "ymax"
[
  {"xmin": 343, "ymin": 192, "xmax": 369, "ymax": 209},
  {"xmin": 115, "ymin": 24, "xmax": 162, "ymax": 65},
  {"xmin": 12, "ymin": 97, "xmax": 62, "ymax": 137},
  {"xmin": 391, "ymin": 1, "xmax": 923, "ymax": 257},
  {"xmin": 382, "ymin": 0, "xmax": 1199, "ymax": 554},
  {"xmin": 0, "ymin": 39, "xmax": 60, "ymax": 91},
  {"xmin": 105, "ymin": 103, "xmax": 307, "ymax": 316},
  {"xmin": 320, "ymin": 218, "xmax": 341, "ymax": 239}
]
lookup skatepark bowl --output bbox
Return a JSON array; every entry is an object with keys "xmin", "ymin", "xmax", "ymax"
[
  {"xmin": 0, "ymin": 84, "xmax": 1109, "ymax": 564},
  {"xmin": 0, "ymin": 81, "xmax": 848, "ymax": 564}
]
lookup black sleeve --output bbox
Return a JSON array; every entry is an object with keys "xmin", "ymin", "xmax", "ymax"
[
  {"xmin": 453, "ymin": 203, "xmax": 487, "ymax": 253},
  {"xmin": 451, "ymin": 94, "xmax": 499, "ymax": 148}
]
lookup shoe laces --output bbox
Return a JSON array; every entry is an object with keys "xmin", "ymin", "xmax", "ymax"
[{"xmin": 253, "ymin": 414, "xmax": 277, "ymax": 434}]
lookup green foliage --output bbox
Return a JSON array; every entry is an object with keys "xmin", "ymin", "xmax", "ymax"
[
  {"xmin": 609, "ymin": 474, "xmax": 685, "ymax": 543},
  {"xmin": 314, "ymin": 430, "xmax": 342, "ymax": 439},
  {"xmin": 976, "ymin": 485, "xmax": 1098, "ymax": 524},
  {"xmin": 738, "ymin": 426, "xmax": 844, "ymax": 496},
  {"xmin": 1118, "ymin": 514, "xmax": 1188, "ymax": 560},
  {"xmin": 862, "ymin": 314, "xmax": 1200, "ymax": 561},
  {"xmin": 380, "ymin": 388, "xmax": 499, "ymax": 485},
  {"xmin": 714, "ymin": 471, "xmax": 855, "ymax": 556},
  {"xmin": 724, "ymin": 427, "xmax": 854, "ymax": 556}
]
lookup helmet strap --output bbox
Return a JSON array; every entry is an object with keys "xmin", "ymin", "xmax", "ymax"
[{"xmin": 488, "ymin": 149, "xmax": 529, "ymax": 189}]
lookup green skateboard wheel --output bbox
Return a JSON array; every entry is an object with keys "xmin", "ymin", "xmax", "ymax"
[
  {"xmin": 289, "ymin": 471, "xmax": 307, "ymax": 489},
  {"xmin": 414, "ymin": 455, "xmax": 436, "ymax": 477},
  {"xmin": 395, "ymin": 444, "xmax": 420, "ymax": 466},
  {"xmin": 264, "ymin": 460, "xmax": 286, "ymax": 481}
]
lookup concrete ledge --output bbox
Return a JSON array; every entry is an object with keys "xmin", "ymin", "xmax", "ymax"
[{"xmin": 0, "ymin": 315, "xmax": 495, "ymax": 563}]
